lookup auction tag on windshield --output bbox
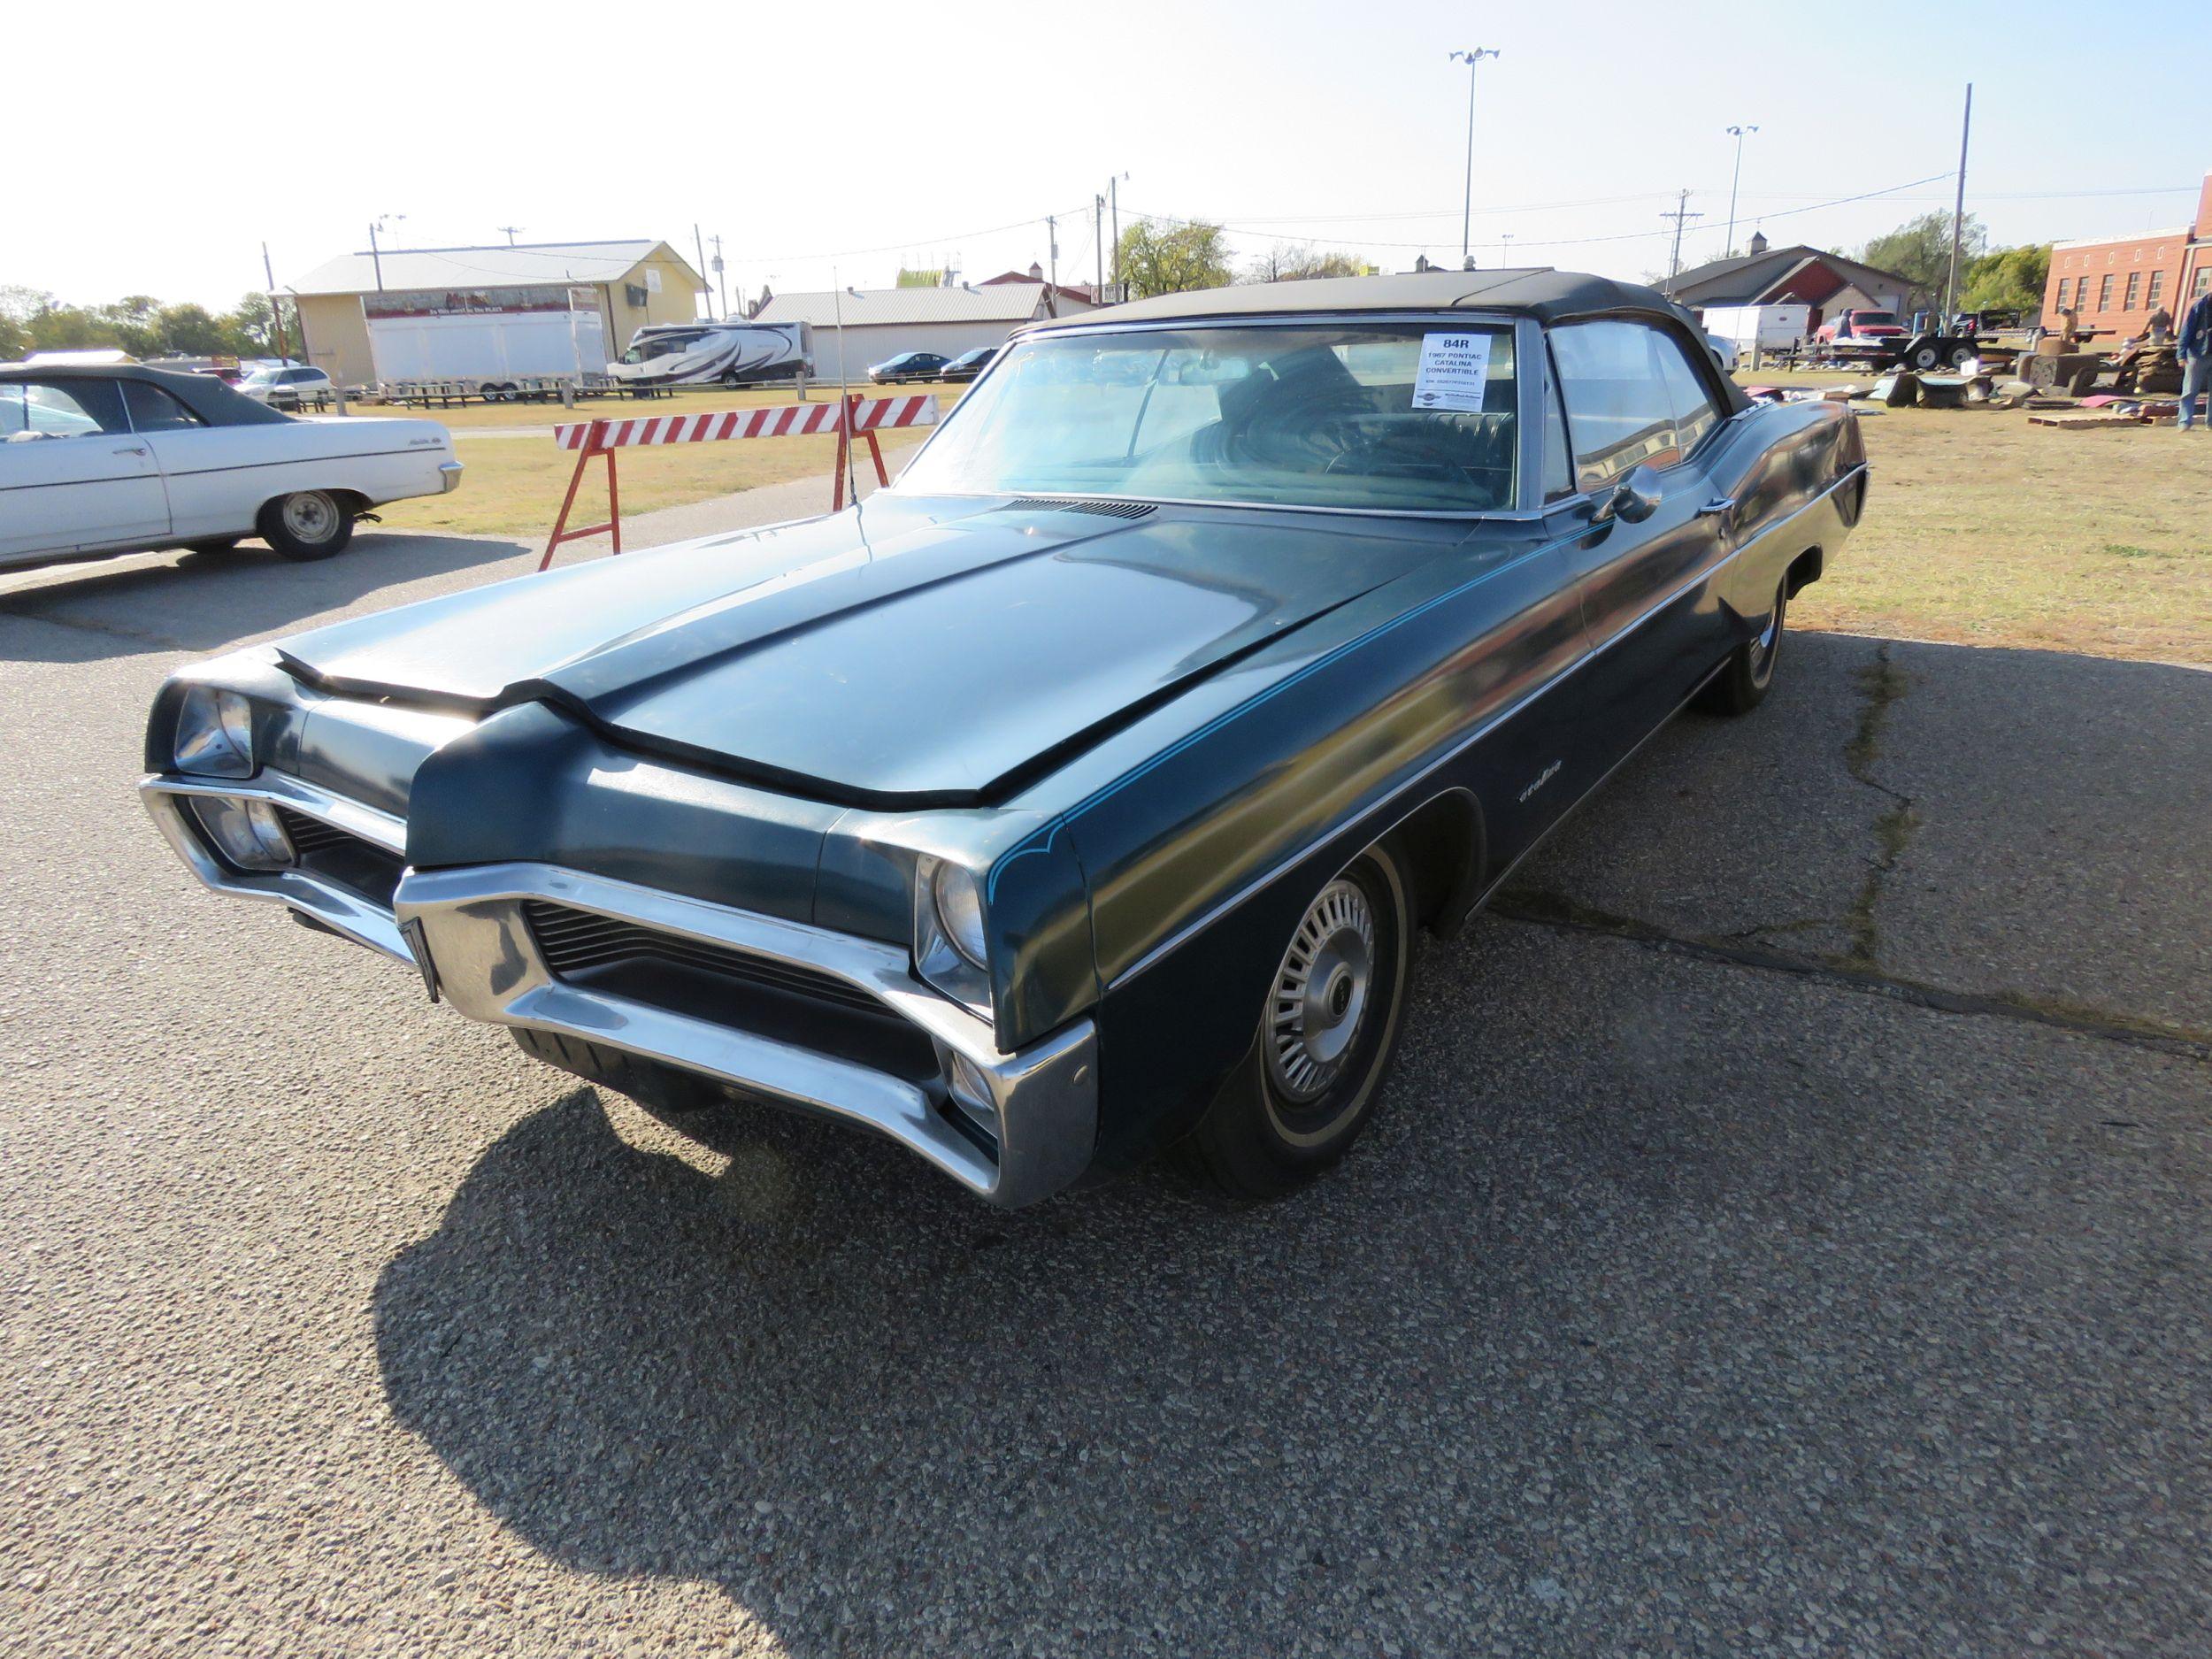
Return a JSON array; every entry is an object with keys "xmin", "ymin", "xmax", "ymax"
[{"xmin": 1412, "ymin": 333, "xmax": 1493, "ymax": 411}]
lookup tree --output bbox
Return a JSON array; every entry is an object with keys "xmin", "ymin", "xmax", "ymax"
[
  {"xmin": 227, "ymin": 292, "xmax": 296, "ymax": 355},
  {"xmin": 1960, "ymin": 243, "xmax": 2051, "ymax": 315},
  {"xmin": 1115, "ymin": 219, "xmax": 1233, "ymax": 298},
  {"xmin": 1860, "ymin": 210, "xmax": 1988, "ymax": 303},
  {"xmin": 1243, "ymin": 242, "xmax": 1371, "ymax": 283}
]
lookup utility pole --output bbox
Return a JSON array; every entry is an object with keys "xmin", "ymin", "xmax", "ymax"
[
  {"xmin": 693, "ymin": 224, "xmax": 713, "ymax": 319},
  {"xmin": 1047, "ymin": 214, "xmax": 1058, "ymax": 292},
  {"xmin": 1094, "ymin": 194, "xmax": 1105, "ymax": 303},
  {"xmin": 1941, "ymin": 82, "xmax": 1973, "ymax": 327},
  {"xmin": 1449, "ymin": 48, "xmax": 1501, "ymax": 267},
  {"xmin": 367, "ymin": 215, "xmax": 404, "ymax": 292},
  {"xmin": 1109, "ymin": 174, "xmax": 1127, "ymax": 302},
  {"xmin": 261, "ymin": 241, "xmax": 288, "ymax": 361},
  {"xmin": 710, "ymin": 234, "xmax": 727, "ymax": 322},
  {"xmin": 1661, "ymin": 191, "xmax": 1703, "ymax": 293},
  {"xmin": 495, "ymin": 225, "xmax": 524, "ymax": 246},
  {"xmin": 1723, "ymin": 124, "xmax": 1759, "ymax": 256}
]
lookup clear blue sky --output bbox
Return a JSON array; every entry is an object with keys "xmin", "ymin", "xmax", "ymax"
[{"xmin": 12, "ymin": 0, "xmax": 2209, "ymax": 309}]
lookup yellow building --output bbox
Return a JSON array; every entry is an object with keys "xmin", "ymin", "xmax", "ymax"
[{"xmin": 287, "ymin": 239, "xmax": 705, "ymax": 388}]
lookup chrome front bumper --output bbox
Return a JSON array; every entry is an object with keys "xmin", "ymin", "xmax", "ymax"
[
  {"xmin": 141, "ymin": 772, "xmax": 412, "ymax": 961},
  {"xmin": 142, "ymin": 775, "xmax": 1097, "ymax": 1208}
]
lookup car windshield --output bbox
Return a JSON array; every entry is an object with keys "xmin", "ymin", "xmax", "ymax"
[
  {"xmin": 897, "ymin": 321, "xmax": 1519, "ymax": 513},
  {"xmin": 621, "ymin": 331, "xmax": 710, "ymax": 365},
  {"xmin": 1855, "ymin": 311, "xmax": 1899, "ymax": 327}
]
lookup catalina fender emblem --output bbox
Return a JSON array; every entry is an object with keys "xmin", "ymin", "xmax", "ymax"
[{"xmin": 1517, "ymin": 760, "xmax": 1563, "ymax": 804}]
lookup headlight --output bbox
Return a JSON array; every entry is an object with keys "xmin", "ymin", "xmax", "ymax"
[
  {"xmin": 933, "ymin": 861, "xmax": 989, "ymax": 967},
  {"xmin": 914, "ymin": 855, "xmax": 992, "ymax": 1017},
  {"xmin": 188, "ymin": 795, "xmax": 295, "ymax": 870},
  {"xmin": 173, "ymin": 686, "xmax": 256, "ymax": 778}
]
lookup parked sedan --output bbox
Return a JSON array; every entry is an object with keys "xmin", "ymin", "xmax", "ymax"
[
  {"xmin": 236, "ymin": 365, "xmax": 340, "ymax": 409},
  {"xmin": 1, "ymin": 365, "xmax": 460, "ymax": 568},
  {"xmin": 142, "ymin": 271, "xmax": 1865, "ymax": 1209},
  {"xmin": 934, "ymin": 345, "xmax": 1001, "ymax": 383},
  {"xmin": 867, "ymin": 350, "xmax": 951, "ymax": 384}
]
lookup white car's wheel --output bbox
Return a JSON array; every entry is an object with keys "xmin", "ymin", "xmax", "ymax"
[{"xmin": 257, "ymin": 491, "xmax": 356, "ymax": 561}]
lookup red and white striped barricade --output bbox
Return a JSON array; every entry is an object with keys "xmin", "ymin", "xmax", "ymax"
[{"xmin": 538, "ymin": 391, "xmax": 939, "ymax": 570}]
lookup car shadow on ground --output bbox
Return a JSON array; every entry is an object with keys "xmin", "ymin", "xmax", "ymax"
[
  {"xmin": 0, "ymin": 530, "xmax": 533, "ymax": 663},
  {"xmin": 372, "ymin": 895, "xmax": 2210, "ymax": 1655}
]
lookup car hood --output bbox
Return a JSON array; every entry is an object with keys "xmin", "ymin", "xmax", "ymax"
[{"xmin": 276, "ymin": 495, "xmax": 1454, "ymax": 806}]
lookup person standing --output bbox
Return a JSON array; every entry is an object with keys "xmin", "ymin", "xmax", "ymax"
[{"xmin": 2181, "ymin": 287, "xmax": 2212, "ymax": 432}]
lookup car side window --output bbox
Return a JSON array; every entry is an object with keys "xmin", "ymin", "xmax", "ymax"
[
  {"xmin": 1548, "ymin": 320, "xmax": 1681, "ymax": 492},
  {"xmin": 122, "ymin": 380, "xmax": 208, "ymax": 433},
  {"xmin": 0, "ymin": 379, "xmax": 129, "ymax": 440},
  {"xmin": 1650, "ymin": 330, "xmax": 1720, "ymax": 454}
]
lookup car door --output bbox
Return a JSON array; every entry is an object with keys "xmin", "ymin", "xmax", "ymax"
[
  {"xmin": 1547, "ymin": 319, "xmax": 1734, "ymax": 775},
  {"xmin": 0, "ymin": 378, "xmax": 169, "ymax": 565},
  {"xmin": 120, "ymin": 378, "xmax": 253, "ymax": 541}
]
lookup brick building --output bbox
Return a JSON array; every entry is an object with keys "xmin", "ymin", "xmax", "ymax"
[{"xmin": 2042, "ymin": 172, "xmax": 2212, "ymax": 339}]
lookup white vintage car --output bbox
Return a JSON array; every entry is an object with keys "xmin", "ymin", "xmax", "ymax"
[{"xmin": 0, "ymin": 365, "xmax": 462, "ymax": 569}]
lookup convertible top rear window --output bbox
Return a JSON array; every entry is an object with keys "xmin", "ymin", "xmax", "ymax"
[{"xmin": 898, "ymin": 322, "xmax": 1518, "ymax": 513}]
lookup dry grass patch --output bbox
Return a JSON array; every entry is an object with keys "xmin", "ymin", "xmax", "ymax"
[
  {"xmin": 1795, "ymin": 406, "xmax": 2212, "ymax": 664},
  {"xmin": 373, "ymin": 426, "xmax": 933, "ymax": 539}
]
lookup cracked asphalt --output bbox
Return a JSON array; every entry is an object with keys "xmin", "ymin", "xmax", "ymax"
[{"xmin": 3, "ymin": 518, "xmax": 2208, "ymax": 1657}]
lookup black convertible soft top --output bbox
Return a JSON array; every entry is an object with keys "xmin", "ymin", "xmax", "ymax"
[
  {"xmin": 1024, "ymin": 267, "xmax": 1749, "ymax": 413},
  {"xmin": 0, "ymin": 362, "xmax": 295, "ymax": 427}
]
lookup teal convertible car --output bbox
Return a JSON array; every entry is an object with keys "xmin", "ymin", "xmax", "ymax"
[{"xmin": 143, "ymin": 270, "xmax": 1866, "ymax": 1208}]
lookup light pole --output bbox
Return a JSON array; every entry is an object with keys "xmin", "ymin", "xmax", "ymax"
[
  {"xmin": 1449, "ymin": 48, "xmax": 1501, "ymax": 268},
  {"xmin": 367, "ymin": 214, "xmax": 406, "ymax": 292},
  {"xmin": 1724, "ymin": 124, "xmax": 1759, "ymax": 257}
]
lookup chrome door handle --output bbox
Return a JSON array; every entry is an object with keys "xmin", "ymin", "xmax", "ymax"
[
  {"xmin": 113, "ymin": 445, "xmax": 149, "ymax": 456},
  {"xmin": 1698, "ymin": 495, "xmax": 1736, "ymax": 517}
]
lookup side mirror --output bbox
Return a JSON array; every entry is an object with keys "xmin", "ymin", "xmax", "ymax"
[{"xmin": 1592, "ymin": 464, "xmax": 1663, "ymax": 526}]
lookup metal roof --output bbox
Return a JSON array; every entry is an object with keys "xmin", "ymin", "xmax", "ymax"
[
  {"xmin": 1025, "ymin": 268, "xmax": 1693, "ymax": 329},
  {"xmin": 286, "ymin": 240, "xmax": 695, "ymax": 296},
  {"xmin": 1664, "ymin": 244, "xmax": 1915, "ymax": 308},
  {"xmin": 753, "ymin": 286, "xmax": 1076, "ymax": 327}
]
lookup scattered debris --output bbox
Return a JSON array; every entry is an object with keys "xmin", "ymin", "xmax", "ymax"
[{"xmin": 2030, "ymin": 410, "xmax": 2145, "ymax": 429}]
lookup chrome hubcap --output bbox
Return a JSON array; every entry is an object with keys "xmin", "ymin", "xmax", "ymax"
[
  {"xmin": 1267, "ymin": 878, "xmax": 1375, "ymax": 1102},
  {"xmin": 1751, "ymin": 587, "xmax": 1783, "ymax": 682},
  {"xmin": 282, "ymin": 493, "xmax": 335, "ymax": 540}
]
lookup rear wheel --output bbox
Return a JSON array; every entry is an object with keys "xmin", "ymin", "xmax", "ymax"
[
  {"xmin": 257, "ymin": 490, "xmax": 355, "ymax": 561},
  {"xmin": 1699, "ymin": 579, "xmax": 1786, "ymax": 716},
  {"xmin": 1184, "ymin": 841, "xmax": 1412, "ymax": 1200}
]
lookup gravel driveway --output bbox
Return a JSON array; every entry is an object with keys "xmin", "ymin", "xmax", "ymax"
[{"xmin": 3, "ymin": 517, "xmax": 2206, "ymax": 1657}]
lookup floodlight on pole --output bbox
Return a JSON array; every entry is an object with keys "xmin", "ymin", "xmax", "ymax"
[
  {"xmin": 1449, "ymin": 48, "xmax": 1501, "ymax": 266},
  {"xmin": 1724, "ymin": 125, "xmax": 1760, "ymax": 256}
]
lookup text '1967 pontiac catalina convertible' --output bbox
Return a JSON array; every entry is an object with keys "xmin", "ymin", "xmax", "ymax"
[{"xmin": 142, "ymin": 270, "xmax": 1865, "ymax": 1207}]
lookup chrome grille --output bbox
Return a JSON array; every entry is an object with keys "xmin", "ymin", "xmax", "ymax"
[
  {"xmin": 273, "ymin": 807, "xmax": 403, "ymax": 907},
  {"xmin": 522, "ymin": 902, "xmax": 885, "ymax": 1015}
]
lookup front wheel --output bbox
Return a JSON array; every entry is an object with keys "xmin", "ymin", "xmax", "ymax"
[
  {"xmin": 1909, "ymin": 343, "xmax": 1943, "ymax": 371},
  {"xmin": 257, "ymin": 491, "xmax": 355, "ymax": 561},
  {"xmin": 1183, "ymin": 841, "xmax": 1412, "ymax": 1200},
  {"xmin": 1699, "ymin": 579, "xmax": 1786, "ymax": 716}
]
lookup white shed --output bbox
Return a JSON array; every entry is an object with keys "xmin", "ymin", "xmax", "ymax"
[{"xmin": 751, "ymin": 283, "xmax": 1093, "ymax": 382}]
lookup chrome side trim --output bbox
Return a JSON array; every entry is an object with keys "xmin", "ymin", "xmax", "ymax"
[
  {"xmin": 139, "ymin": 772, "xmax": 411, "ymax": 962},
  {"xmin": 393, "ymin": 862, "xmax": 1096, "ymax": 1208},
  {"xmin": 1104, "ymin": 460, "xmax": 1866, "ymax": 989}
]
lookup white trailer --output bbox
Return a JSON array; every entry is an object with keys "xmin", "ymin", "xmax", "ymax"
[
  {"xmin": 365, "ymin": 288, "xmax": 609, "ymax": 396},
  {"xmin": 1699, "ymin": 303, "xmax": 1811, "ymax": 361}
]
